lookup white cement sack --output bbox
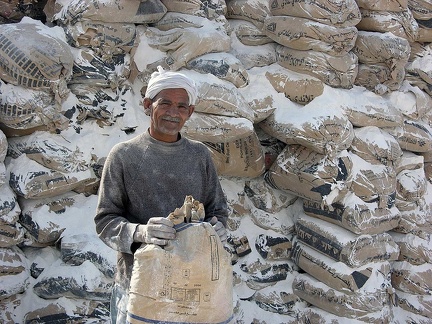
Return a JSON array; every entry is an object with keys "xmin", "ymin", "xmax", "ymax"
[
  {"xmin": 7, "ymin": 131, "xmax": 90, "ymax": 173},
  {"xmin": 356, "ymin": 0, "xmax": 407, "ymax": 11},
  {"xmin": 292, "ymin": 273, "xmax": 393, "ymax": 320},
  {"xmin": 264, "ymin": 145, "xmax": 352, "ymax": 205},
  {"xmin": 385, "ymin": 81, "xmax": 432, "ymax": 121},
  {"xmin": 128, "ymin": 197, "xmax": 233, "ymax": 324},
  {"xmin": 160, "ymin": 0, "xmax": 227, "ymax": 19},
  {"xmin": 229, "ymin": 19, "xmax": 273, "ymax": 46},
  {"xmin": 33, "ymin": 259, "xmax": 112, "ymax": 300},
  {"xmin": 152, "ymin": 12, "xmax": 229, "ymax": 33},
  {"xmin": 303, "ymin": 192, "xmax": 399, "ymax": 235},
  {"xmin": 23, "ymin": 299, "xmax": 109, "ymax": 323},
  {"xmin": 205, "ymin": 132, "xmax": 266, "ymax": 178},
  {"xmin": 341, "ymin": 86, "xmax": 403, "ymax": 127},
  {"xmin": 237, "ymin": 67, "xmax": 280, "ymax": 123},
  {"xmin": 258, "ymin": 97, "xmax": 354, "ymax": 156},
  {"xmin": 264, "ymin": 63, "xmax": 324, "ymax": 105},
  {"xmin": 349, "ymin": 152, "xmax": 396, "ymax": 208},
  {"xmin": 0, "ymin": 184, "xmax": 20, "ymax": 225},
  {"xmin": 183, "ymin": 113, "xmax": 254, "ymax": 143},
  {"xmin": 395, "ymin": 197, "xmax": 432, "ymax": 238},
  {"xmin": 391, "ymin": 261, "xmax": 432, "ymax": 295},
  {"xmin": 396, "ymin": 167, "xmax": 427, "ymax": 202},
  {"xmin": 383, "ymin": 118, "xmax": 432, "ymax": 153},
  {"xmin": 393, "ymin": 307, "xmax": 432, "ymax": 324},
  {"xmin": 250, "ymin": 205, "xmax": 295, "ymax": 236},
  {"xmin": 352, "ymin": 31, "xmax": 410, "ymax": 92},
  {"xmin": 69, "ymin": 48, "xmax": 129, "ymax": 89},
  {"xmin": 187, "ymin": 52, "xmax": 249, "ymax": 88},
  {"xmin": 269, "ymin": 0, "xmax": 361, "ymax": 27},
  {"xmin": 396, "ymin": 290, "xmax": 432, "ymax": 318},
  {"xmin": 351, "ymin": 126, "xmax": 402, "ymax": 166},
  {"xmin": 407, "ymin": 52, "xmax": 432, "ymax": 86},
  {"xmin": 239, "ymin": 257, "xmax": 297, "ymax": 290},
  {"xmin": 394, "ymin": 150, "xmax": 425, "ymax": 173},
  {"xmin": 390, "ymin": 232, "xmax": 432, "ymax": 265},
  {"xmin": 295, "ymin": 214, "xmax": 400, "ymax": 267},
  {"xmin": 244, "ymin": 176, "xmax": 297, "ymax": 213},
  {"xmin": 357, "ymin": 8, "xmax": 419, "ymax": 42},
  {"xmin": 409, "ymin": 0, "xmax": 432, "ymax": 20},
  {"xmin": 226, "ymin": 0, "xmax": 270, "ymax": 30},
  {"xmin": 229, "ymin": 33, "xmax": 277, "ymax": 70},
  {"xmin": 297, "ymin": 306, "xmax": 389, "ymax": 324},
  {"xmin": 0, "ymin": 18, "xmax": 73, "ymax": 103},
  {"xmin": 63, "ymin": 20, "xmax": 136, "ymax": 61},
  {"xmin": 7, "ymin": 154, "xmax": 96, "ymax": 199},
  {"xmin": 355, "ymin": 62, "xmax": 406, "ymax": 94},
  {"xmin": 52, "ymin": 0, "xmax": 167, "ymax": 24},
  {"xmin": 18, "ymin": 192, "xmax": 98, "ymax": 245},
  {"xmin": 60, "ymin": 233, "xmax": 116, "ymax": 278},
  {"xmin": 291, "ymin": 240, "xmax": 392, "ymax": 293},
  {"xmin": 251, "ymin": 275, "xmax": 307, "ymax": 315},
  {"xmin": 0, "ymin": 81, "xmax": 67, "ymax": 132},
  {"xmin": 145, "ymin": 22, "xmax": 230, "ymax": 71},
  {"xmin": 276, "ymin": 45, "xmax": 358, "ymax": 89},
  {"xmin": 264, "ymin": 15, "xmax": 358, "ymax": 56},
  {"xmin": 193, "ymin": 75, "xmax": 255, "ymax": 121},
  {"xmin": 0, "ymin": 246, "xmax": 30, "ymax": 299}
]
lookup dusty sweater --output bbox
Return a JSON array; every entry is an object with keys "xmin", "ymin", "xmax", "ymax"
[{"xmin": 94, "ymin": 130, "xmax": 228, "ymax": 290}]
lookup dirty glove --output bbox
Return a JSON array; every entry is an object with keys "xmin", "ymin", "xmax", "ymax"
[
  {"xmin": 133, "ymin": 217, "xmax": 176, "ymax": 246},
  {"xmin": 209, "ymin": 216, "xmax": 227, "ymax": 243}
]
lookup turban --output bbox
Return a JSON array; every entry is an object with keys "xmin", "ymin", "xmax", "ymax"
[{"xmin": 145, "ymin": 66, "xmax": 198, "ymax": 105}]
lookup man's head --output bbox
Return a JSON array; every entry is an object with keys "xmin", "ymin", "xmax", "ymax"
[{"xmin": 144, "ymin": 67, "xmax": 197, "ymax": 142}]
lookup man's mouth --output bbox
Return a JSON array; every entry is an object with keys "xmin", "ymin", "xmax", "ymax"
[{"xmin": 162, "ymin": 116, "xmax": 180, "ymax": 123}]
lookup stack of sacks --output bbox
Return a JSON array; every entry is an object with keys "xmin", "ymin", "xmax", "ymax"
[
  {"xmin": 390, "ymin": 152, "xmax": 432, "ymax": 323},
  {"xmin": 267, "ymin": 0, "xmax": 361, "ymax": 89},
  {"xmin": 0, "ymin": 127, "xmax": 29, "ymax": 321},
  {"xmin": 258, "ymin": 81, "xmax": 410, "ymax": 321},
  {"xmin": 355, "ymin": 0, "xmax": 418, "ymax": 94},
  {"xmin": 0, "ymin": 18, "xmax": 73, "ymax": 134},
  {"xmin": 221, "ymin": 177, "xmax": 309, "ymax": 322},
  {"xmin": 0, "ymin": 17, "xmax": 119, "ymax": 322},
  {"xmin": 406, "ymin": 44, "xmax": 432, "ymax": 97},
  {"xmin": 49, "ymin": 0, "xmax": 141, "ymax": 125},
  {"xmin": 225, "ymin": 0, "xmax": 277, "ymax": 69}
]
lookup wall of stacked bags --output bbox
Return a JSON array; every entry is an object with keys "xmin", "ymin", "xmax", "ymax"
[{"xmin": 0, "ymin": 0, "xmax": 432, "ymax": 322}]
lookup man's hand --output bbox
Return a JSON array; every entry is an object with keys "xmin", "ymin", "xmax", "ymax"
[
  {"xmin": 134, "ymin": 217, "xmax": 176, "ymax": 246},
  {"xmin": 209, "ymin": 216, "xmax": 227, "ymax": 243}
]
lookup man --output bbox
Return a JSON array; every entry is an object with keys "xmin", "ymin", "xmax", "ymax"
[{"xmin": 94, "ymin": 66, "xmax": 229, "ymax": 323}]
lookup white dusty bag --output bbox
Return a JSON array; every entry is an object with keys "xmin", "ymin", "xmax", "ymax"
[{"xmin": 128, "ymin": 196, "xmax": 234, "ymax": 324}]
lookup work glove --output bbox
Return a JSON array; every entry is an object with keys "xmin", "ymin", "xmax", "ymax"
[
  {"xmin": 209, "ymin": 216, "xmax": 227, "ymax": 243},
  {"xmin": 133, "ymin": 217, "xmax": 176, "ymax": 246}
]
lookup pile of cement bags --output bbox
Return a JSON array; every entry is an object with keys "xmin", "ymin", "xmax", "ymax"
[{"xmin": 0, "ymin": 0, "xmax": 432, "ymax": 322}]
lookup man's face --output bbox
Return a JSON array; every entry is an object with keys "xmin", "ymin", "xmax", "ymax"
[{"xmin": 144, "ymin": 88, "xmax": 194, "ymax": 142}]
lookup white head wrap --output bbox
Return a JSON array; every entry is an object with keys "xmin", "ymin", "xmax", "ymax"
[{"xmin": 145, "ymin": 66, "xmax": 198, "ymax": 105}]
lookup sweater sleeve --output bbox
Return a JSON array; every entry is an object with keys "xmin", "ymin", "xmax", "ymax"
[
  {"xmin": 202, "ymin": 149, "xmax": 229, "ymax": 227},
  {"xmin": 94, "ymin": 144, "xmax": 137, "ymax": 254}
]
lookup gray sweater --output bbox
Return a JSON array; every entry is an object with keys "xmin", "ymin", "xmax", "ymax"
[{"xmin": 95, "ymin": 130, "xmax": 228, "ymax": 290}]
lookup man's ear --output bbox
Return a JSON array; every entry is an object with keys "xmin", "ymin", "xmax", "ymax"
[
  {"xmin": 188, "ymin": 105, "xmax": 195, "ymax": 118},
  {"xmin": 143, "ymin": 98, "xmax": 152, "ymax": 116}
]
